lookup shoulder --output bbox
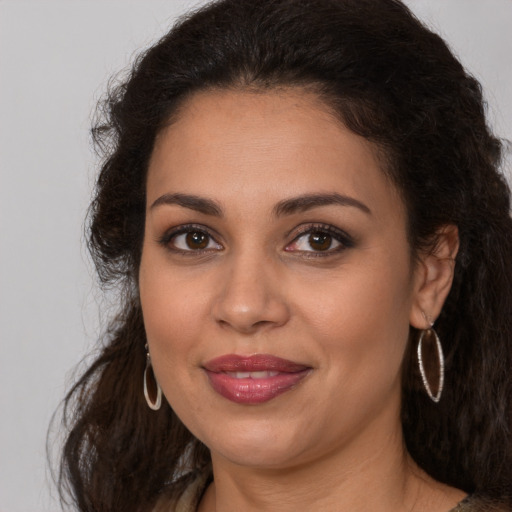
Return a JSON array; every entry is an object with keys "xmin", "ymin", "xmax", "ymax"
[
  {"xmin": 452, "ymin": 495, "xmax": 512, "ymax": 512},
  {"xmin": 174, "ymin": 473, "xmax": 209, "ymax": 512},
  {"xmin": 153, "ymin": 471, "xmax": 211, "ymax": 512}
]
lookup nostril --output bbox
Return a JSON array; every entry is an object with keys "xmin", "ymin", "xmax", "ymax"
[
  {"xmin": 216, "ymin": 318, "xmax": 273, "ymax": 333},
  {"xmin": 253, "ymin": 320, "xmax": 273, "ymax": 329},
  {"xmin": 211, "ymin": 270, "xmax": 290, "ymax": 332}
]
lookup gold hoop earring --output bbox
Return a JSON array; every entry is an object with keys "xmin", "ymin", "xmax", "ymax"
[
  {"xmin": 143, "ymin": 344, "xmax": 162, "ymax": 411},
  {"xmin": 417, "ymin": 324, "xmax": 444, "ymax": 403}
]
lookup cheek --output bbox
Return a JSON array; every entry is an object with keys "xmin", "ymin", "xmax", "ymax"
[
  {"xmin": 139, "ymin": 279, "xmax": 206, "ymax": 421},
  {"xmin": 139, "ymin": 264, "xmax": 216, "ymax": 438},
  {"xmin": 294, "ymin": 260, "xmax": 413, "ymax": 378},
  {"xmin": 138, "ymin": 251, "xmax": 210, "ymax": 373}
]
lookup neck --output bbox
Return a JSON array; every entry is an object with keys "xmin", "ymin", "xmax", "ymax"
[
  {"xmin": 197, "ymin": 389, "xmax": 466, "ymax": 512},
  {"xmin": 198, "ymin": 407, "xmax": 450, "ymax": 512}
]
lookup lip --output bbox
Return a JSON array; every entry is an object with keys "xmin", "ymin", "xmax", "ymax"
[{"xmin": 203, "ymin": 354, "xmax": 311, "ymax": 404}]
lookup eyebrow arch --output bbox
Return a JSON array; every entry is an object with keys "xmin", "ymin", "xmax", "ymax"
[
  {"xmin": 273, "ymin": 193, "xmax": 371, "ymax": 217},
  {"xmin": 150, "ymin": 193, "xmax": 223, "ymax": 217}
]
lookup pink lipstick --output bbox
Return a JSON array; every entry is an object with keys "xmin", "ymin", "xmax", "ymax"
[{"xmin": 203, "ymin": 354, "xmax": 311, "ymax": 404}]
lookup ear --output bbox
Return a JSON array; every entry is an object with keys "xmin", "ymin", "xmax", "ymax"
[{"xmin": 409, "ymin": 225, "xmax": 459, "ymax": 328}]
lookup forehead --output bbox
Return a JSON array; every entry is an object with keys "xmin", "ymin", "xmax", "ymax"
[{"xmin": 147, "ymin": 87, "xmax": 401, "ymax": 216}]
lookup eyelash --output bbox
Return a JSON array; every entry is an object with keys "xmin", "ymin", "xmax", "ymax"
[
  {"xmin": 158, "ymin": 224, "xmax": 222, "ymax": 255},
  {"xmin": 285, "ymin": 223, "xmax": 354, "ymax": 257},
  {"xmin": 158, "ymin": 223, "xmax": 354, "ymax": 256}
]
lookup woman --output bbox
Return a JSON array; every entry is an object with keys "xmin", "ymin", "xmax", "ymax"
[{"xmin": 58, "ymin": 0, "xmax": 512, "ymax": 511}]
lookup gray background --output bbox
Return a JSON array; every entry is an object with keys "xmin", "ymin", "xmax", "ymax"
[{"xmin": 1, "ymin": 1, "xmax": 511, "ymax": 511}]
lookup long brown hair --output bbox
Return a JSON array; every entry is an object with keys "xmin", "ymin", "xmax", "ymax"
[{"xmin": 56, "ymin": 1, "xmax": 512, "ymax": 510}]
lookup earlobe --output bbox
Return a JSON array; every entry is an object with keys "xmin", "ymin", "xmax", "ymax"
[{"xmin": 410, "ymin": 225, "xmax": 459, "ymax": 328}]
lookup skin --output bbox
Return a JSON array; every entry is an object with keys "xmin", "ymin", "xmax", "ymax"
[{"xmin": 139, "ymin": 88, "xmax": 463, "ymax": 512}]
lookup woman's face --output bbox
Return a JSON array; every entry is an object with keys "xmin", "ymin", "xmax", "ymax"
[{"xmin": 139, "ymin": 88, "xmax": 424, "ymax": 469}]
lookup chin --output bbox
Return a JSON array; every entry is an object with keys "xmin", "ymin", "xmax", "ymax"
[
  {"xmin": 213, "ymin": 443, "xmax": 302, "ymax": 469},
  {"xmin": 200, "ymin": 420, "xmax": 308, "ymax": 469}
]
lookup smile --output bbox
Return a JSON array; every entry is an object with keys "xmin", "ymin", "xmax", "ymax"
[
  {"xmin": 203, "ymin": 354, "xmax": 311, "ymax": 404},
  {"xmin": 226, "ymin": 371, "xmax": 280, "ymax": 378}
]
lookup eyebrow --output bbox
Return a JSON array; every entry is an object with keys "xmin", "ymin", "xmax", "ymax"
[
  {"xmin": 273, "ymin": 193, "xmax": 371, "ymax": 217},
  {"xmin": 150, "ymin": 193, "xmax": 223, "ymax": 216},
  {"xmin": 149, "ymin": 192, "xmax": 371, "ymax": 217}
]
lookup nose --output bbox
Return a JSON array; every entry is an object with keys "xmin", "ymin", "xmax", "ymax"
[{"xmin": 211, "ymin": 252, "xmax": 290, "ymax": 334}]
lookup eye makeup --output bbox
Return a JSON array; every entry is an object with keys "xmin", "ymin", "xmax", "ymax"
[{"xmin": 157, "ymin": 220, "xmax": 355, "ymax": 259}]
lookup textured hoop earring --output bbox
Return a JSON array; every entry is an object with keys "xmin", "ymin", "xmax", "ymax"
[
  {"xmin": 143, "ymin": 344, "xmax": 162, "ymax": 411},
  {"xmin": 417, "ymin": 325, "xmax": 444, "ymax": 403}
]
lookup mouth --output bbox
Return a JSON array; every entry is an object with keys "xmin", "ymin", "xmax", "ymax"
[{"xmin": 203, "ymin": 354, "xmax": 312, "ymax": 404}]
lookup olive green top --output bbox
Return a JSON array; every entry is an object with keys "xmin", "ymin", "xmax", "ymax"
[{"xmin": 170, "ymin": 473, "xmax": 498, "ymax": 512}]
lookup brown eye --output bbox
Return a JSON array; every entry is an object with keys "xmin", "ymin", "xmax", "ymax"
[
  {"xmin": 167, "ymin": 228, "xmax": 222, "ymax": 252},
  {"xmin": 186, "ymin": 231, "xmax": 209, "ymax": 249},
  {"xmin": 285, "ymin": 225, "xmax": 349, "ymax": 254},
  {"xmin": 308, "ymin": 232, "xmax": 332, "ymax": 251}
]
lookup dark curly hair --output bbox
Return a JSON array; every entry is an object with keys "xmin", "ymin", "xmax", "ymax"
[{"xmin": 56, "ymin": 0, "xmax": 512, "ymax": 510}]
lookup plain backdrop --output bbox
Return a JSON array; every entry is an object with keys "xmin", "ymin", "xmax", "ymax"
[{"xmin": 1, "ymin": 1, "xmax": 511, "ymax": 511}]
